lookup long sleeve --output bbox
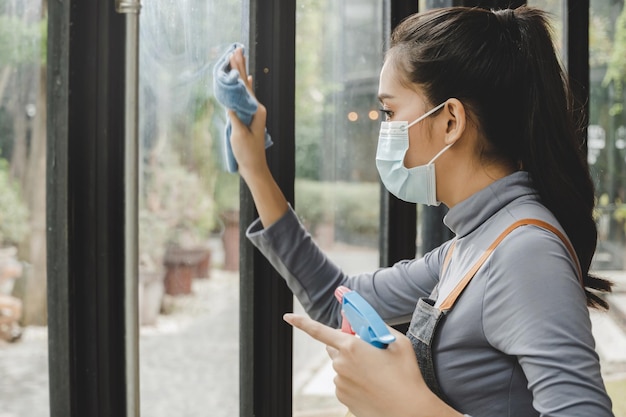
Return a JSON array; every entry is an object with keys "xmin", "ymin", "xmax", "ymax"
[
  {"xmin": 246, "ymin": 205, "xmax": 442, "ymax": 327},
  {"xmin": 482, "ymin": 226, "xmax": 614, "ymax": 416}
]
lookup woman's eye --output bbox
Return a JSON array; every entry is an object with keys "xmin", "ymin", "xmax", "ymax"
[{"xmin": 379, "ymin": 108, "xmax": 393, "ymax": 120}]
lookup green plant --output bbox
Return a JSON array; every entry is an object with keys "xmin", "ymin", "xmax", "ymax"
[
  {"xmin": 332, "ymin": 181, "xmax": 379, "ymax": 238},
  {"xmin": 0, "ymin": 157, "xmax": 29, "ymax": 247},
  {"xmin": 139, "ymin": 207, "xmax": 169, "ymax": 271},
  {"xmin": 295, "ymin": 178, "xmax": 332, "ymax": 230},
  {"xmin": 294, "ymin": 179, "xmax": 380, "ymax": 246},
  {"xmin": 213, "ymin": 170, "xmax": 239, "ymax": 215},
  {"xmin": 603, "ymin": 3, "xmax": 626, "ymax": 115},
  {"xmin": 140, "ymin": 148, "xmax": 215, "ymax": 272},
  {"xmin": 0, "ymin": 15, "xmax": 45, "ymax": 67}
]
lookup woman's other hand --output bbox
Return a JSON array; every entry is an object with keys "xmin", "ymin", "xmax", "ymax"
[{"xmin": 283, "ymin": 313, "xmax": 462, "ymax": 417}]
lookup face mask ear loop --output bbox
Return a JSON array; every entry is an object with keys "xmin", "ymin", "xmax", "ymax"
[
  {"xmin": 427, "ymin": 143, "xmax": 453, "ymax": 165},
  {"xmin": 403, "ymin": 101, "xmax": 447, "ymax": 131}
]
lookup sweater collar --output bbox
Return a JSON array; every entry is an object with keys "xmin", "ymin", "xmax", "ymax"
[{"xmin": 443, "ymin": 171, "xmax": 538, "ymax": 238}]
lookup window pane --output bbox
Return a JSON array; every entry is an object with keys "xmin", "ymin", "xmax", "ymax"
[
  {"xmin": 294, "ymin": 1, "xmax": 384, "ymax": 415},
  {"xmin": 0, "ymin": 0, "xmax": 49, "ymax": 415},
  {"xmin": 588, "ymin": 4, "xmax": 626, "ymax": 413},
  {"xmin": 589, "ymin": 0, "xmax": 626, "ymax": 272},
  {"xmin": 138, "ymin": 1, "xmax": 242, "ymax": 416}
]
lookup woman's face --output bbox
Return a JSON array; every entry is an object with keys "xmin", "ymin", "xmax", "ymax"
[{"xmin": 377, "ymin": 59, "xmax": 444, "ymax": 168}]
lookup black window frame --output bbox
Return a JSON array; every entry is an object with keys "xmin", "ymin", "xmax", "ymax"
[{"xmin": 48, "ymin": 1, "xmax": 129, "ymax": 416}]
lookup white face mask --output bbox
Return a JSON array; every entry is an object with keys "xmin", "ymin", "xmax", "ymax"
[{"xmin": 375, "ymin": 102, "xmax": 451, "ymax": 205}]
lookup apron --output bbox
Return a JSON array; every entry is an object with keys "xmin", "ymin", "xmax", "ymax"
[{"xmin": 406, "ymin": 218, "xmax": 582, "ymax": 401}]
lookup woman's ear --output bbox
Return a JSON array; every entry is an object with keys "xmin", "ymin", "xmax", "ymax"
[{"xmin": 442, "ymin": 98, "xmax": 466, "ymax": 145}]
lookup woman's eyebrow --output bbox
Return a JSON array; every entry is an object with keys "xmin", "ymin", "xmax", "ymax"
[{"xmin": 377, "ymin": 93, "xmax": 394, "ymax": 103}]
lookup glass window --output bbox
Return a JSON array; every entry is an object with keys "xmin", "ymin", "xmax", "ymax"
[
  {"xmin": 589, "ymin": 0, "xmax": 626, "ymax": 272},
  {"xmin": 138, "ymin": 1, "xmax": 242, "ymax": 415},
  {"xmin": 0, "ymin": 0, "xmax": 49, "ymax": 415},
  {"xmin": 588, "ymin": 2, "xmax": 626, "ymax": 413},
  {"xmin": 293, "ymin": 1, "xmax": 384, "ymax": 415}
]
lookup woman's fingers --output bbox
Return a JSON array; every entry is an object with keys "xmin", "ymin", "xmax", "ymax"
[
  {"xmin": 249, "ymin": 102, "xmax": 266, "ymax": 133},
  {"xmin": 227, "ymin": 109, "xmax": 245, "ymax": 131},
  {"xmin": 284, "ymin": 313, "xmax": 350, "ymax": 350},
  {"xmin": 229, "ymin": 47, "xmax": 246, "ymax": 79},
  {"xmin": 229, "ymin": 47, "xmax": 256, "ymax": 97},
  {"xmin": 326, "ymin": 345, "xmax": 339, "ymax": 359}
]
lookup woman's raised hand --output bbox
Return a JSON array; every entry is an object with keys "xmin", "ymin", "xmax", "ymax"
[
  {"xmin": 227, "ymin": 47, "xmax": 270, "ymax": 181},
  {"xmin": 226, "ymin": 47, "xmax": 288, "ymax": 228}
]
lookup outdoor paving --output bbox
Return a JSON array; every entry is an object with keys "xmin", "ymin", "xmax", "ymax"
[
  {"xmin": 595, "ymin": 271, "xmax": 626, "ymax": 380},
  {"xmin": 1, "ymin": 248, "xmax": 626, "ymax": 417},
  {"xmin": 0, "ymin": 326, "xmax": 49, "ymax": 417},
  {"xmin": 0, "ymin": 269, "xmax": 241, "ymax": 417}
]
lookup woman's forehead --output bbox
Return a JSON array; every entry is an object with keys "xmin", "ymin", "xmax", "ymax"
[
  {"xmin": 378, "ymin": 60, "xmax": 402, "ymax": 101},
  {"xmin": 378, "ymin": 60, "xmax": 426, "ymax": 106}
]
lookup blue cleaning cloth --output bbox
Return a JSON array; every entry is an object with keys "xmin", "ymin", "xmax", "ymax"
[{"xmin": 213, "ymin": 42, "xmax": 273, "ymax": 172}]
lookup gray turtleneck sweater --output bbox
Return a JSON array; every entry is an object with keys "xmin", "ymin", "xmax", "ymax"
[{"xmin": 246, "ymin": 171, "xmax": 614, "ymax": 417}]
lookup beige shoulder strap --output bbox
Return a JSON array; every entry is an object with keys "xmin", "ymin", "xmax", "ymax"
[
  {"xmin": 438, "ymin": 218, "xmax": 582, "ymax": 311},
  {"xmin": 440, "ymin": 240, "xmax": 457, "ymax": 278}
]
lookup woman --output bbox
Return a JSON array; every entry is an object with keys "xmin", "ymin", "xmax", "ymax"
[{"xmin": 226, "ymin": 6, "xmax": 615, "ymax": 417}]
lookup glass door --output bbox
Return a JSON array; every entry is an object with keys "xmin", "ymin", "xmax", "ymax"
[
  {"xmin": 0, "ymin": 0, "xmax": 49, "ymax": 415},
  {"xmin": 587, "ymin": 1, "xmax": 626, "ymax": 415},
  {"xmin": 137, "ymin": 1, "xmax": 243, "ymax": 415},
  {"xmin": 293, "ymin": 1, "xmax": 385, "ymax": 415}
]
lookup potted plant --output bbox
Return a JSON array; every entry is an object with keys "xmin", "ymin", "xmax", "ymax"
[
  {"xmin": 0, "ymin": 156, "xmax": 28, "ymax": 340},
  {"xmin": 214, "ymin": 171, "xmax": 240, "ymax": 271},
  {"xmin": 138, "ymin": 207, "xmax": 168, "ymax": 325},
  {"xmin": 142, "ymin": 148, "xmax": 216, "ymax": 296}
]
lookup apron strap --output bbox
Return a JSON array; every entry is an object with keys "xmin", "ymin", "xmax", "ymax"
[
  {"xmin": 438, "ymin": 218, "xmax": 583, "ymax": 312},
  {"xmin": 440, "ymin": 240, "xmax": 457, "ymax": 278}
]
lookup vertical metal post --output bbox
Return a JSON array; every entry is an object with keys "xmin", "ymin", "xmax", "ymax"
[
  {"xmin": 379, "ymin": 1, "xmax": 420, "ymax": 269},
  {"xmin": 47, "ymin": 3, "xmax": 71, "ymax": 415},
  {"xmin": 115, "ymin": 3, "xmax": 141, "ymax": 417},
  {"xmin": 240, "ymin": 1, "xmax": 295, "ymax": 416},
  {"xmin": 416, "ymin": 0, "xmax": 456, "ymax": 256}
]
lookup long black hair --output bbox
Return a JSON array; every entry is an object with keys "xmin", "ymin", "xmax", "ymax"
[{"xmin": 389, "ymin": 6, "xmax": 612, "ymax": 309}]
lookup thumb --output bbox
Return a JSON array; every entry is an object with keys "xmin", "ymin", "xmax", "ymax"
[
  {"xmin": 387, "ymin": 325, "xmax": 405, "ymax": 337},
  {"xmin": 228, "ymin": 109, "xmax": 249, "ymax": 134},
  {"xmin": 227, "ymin": 109, "xmax": 242, "ymax": 125},
  {"xmin": 249, "ymin": 103, "xmax": 267, "ymax": 134}
]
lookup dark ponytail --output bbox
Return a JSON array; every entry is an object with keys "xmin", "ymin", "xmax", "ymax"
[{"xmin": 390, "ymin": 6, "xmax": 613, "ymax": 308}]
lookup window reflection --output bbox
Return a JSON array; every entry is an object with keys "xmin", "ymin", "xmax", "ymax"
[
  {"xmin": 0, "ymin": 0, "xmax": 49, "ymax": 415},
  {"xmin": 138, "ymin": 1, "xmax": 242, "ymax": 416},
  {"xmin": 294, "ymin": 1, "xmax": 383, "ymax": 415},
  {"xmin": 588, "ymin": 1, "xmax": 626, "ymax": 412}
]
